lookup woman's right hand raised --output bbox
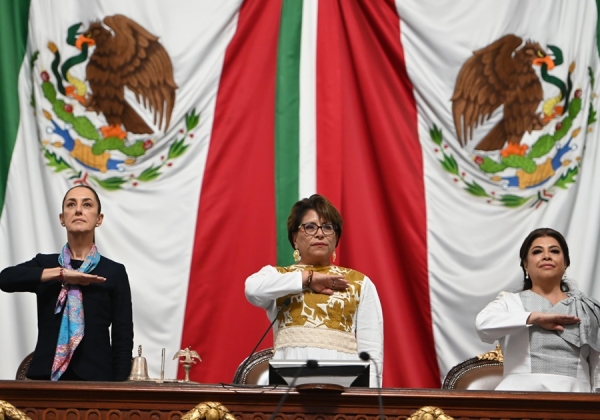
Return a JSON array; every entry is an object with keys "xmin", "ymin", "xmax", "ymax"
[
  {"xmin": 305, "ymin": 271, "xmax": 348, "ymax": 295},
  {"xmin": 42, "ymin": 267, "xmax": 106, "ymax": 286},
  {"xmin": 62, "ymin": 269, "xmax": 106, "ymax": 286},
  {"xmin": 527, "ymin": 312, "xmax": 580, "ymax": 331}
]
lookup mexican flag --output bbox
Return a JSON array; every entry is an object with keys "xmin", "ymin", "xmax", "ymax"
[{"xmin": 2, "ymin": 0, "xmax": 600, "ymax": 388}]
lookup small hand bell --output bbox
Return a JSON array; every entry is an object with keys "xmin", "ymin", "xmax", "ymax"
[{"xmin": 128, "ymin": 345, "xmax": 150, "ymax": 381}]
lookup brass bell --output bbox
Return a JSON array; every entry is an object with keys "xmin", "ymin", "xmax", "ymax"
[{"xmin": 128, "ymin": 345, "xmax": 150, "ymax": 381}]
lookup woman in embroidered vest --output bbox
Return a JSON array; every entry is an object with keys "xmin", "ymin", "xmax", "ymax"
[
  {"xmin": 476, "ymin": 228, "xmax": 600, "ymax": 392},
  {"xmin": 0, "ymin": 185, "xmax": 133, "ymax": 381},
  {"xmin": 245, "ymin": 194, "xmax": 383, "ymax": 387}
]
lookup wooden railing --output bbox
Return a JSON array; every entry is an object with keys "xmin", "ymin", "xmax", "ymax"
[{"xmin": 1, "ymin": 380, "xmax": 599, "ymax": 420}]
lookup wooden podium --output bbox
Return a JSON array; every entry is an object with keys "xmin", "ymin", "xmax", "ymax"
[{"xmin": 1, "ymin": 380, "xmax": 599, "ymax": 420}]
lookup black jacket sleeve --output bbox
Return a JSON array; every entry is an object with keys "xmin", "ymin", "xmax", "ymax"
[
  {"xmin": 0, "ymin": 254, "xmax": 134, "ymax": 381},
  {"xmin": 109, "ymin": 262, "xmax": 134, "ymax": 380},
  {"xmin": 0, "ymin": 254, "xmax": 52, "ymax": 293}
]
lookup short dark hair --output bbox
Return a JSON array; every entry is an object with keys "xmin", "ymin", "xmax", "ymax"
[
  {"xmin": 287, "ymin": 194, "xmax": 343, "ymax": 248},
  {"xmin": 519, "ymin": 227, "xmax": 570, "ymax": 291},
  {"xmin": 62, "ymin": 185, "xmax": 102, "ymax": 214}
]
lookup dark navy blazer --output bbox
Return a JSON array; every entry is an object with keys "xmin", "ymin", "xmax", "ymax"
[{"xmin": 0, "ymin": 253, "xmax": 133, "ymax": 381}]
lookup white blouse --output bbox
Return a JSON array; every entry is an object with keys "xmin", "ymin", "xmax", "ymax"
[
  {"xmin": 476, "ymin": 290, "xmax": 600, "ymax": 392},
  {"xmin": 246, "ymin": 264, "xmax": 384, "ymax": 387}
]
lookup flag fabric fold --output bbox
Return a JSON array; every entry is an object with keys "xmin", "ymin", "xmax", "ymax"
[{"xmin": 2, "ymin": 0, "xmax": 600, "ymax": 389}]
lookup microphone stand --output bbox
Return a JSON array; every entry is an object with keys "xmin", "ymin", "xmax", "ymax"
[
  {"xmin": 238, "ymin": 298, "xmax": 291, "ymax": 377},
  {"xmin": 359, "ymin": 352, "xmax": 383, "ymax": 420}
]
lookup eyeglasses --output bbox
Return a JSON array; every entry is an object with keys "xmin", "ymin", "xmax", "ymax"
[{"xmin": 299, "ymin": 222, "xmax": 336, "ymax": 236}]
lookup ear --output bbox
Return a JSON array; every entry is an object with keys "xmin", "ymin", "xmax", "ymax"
[
  {"xmin": 292, "ymin": 232, "xmax": 298, "ymax": 248},
  {"xmin": 95, "ymin": 213, "xmax": 104, "ymax": 227},
  {"xmin": 59, "ymin": 213, "xmax": 65, "ymax": 226}
]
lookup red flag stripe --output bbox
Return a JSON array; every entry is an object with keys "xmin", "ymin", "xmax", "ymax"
[
  {"xmin": 181, "ymin": 0, "xmax": 282, "ymax": 383},
  {"xmin": 316, "ymin": 0, "xmax": 439, "ymax": 387}
]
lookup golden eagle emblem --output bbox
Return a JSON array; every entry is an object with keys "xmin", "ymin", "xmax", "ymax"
[
  {"xmin": 77, "ymin": 14, "xmax": 177, "ymax": 139},
  {"xmin": 451, "ymin": 34, "xmax": 555, "ymax": 155},
  {"xmin": 38, "ymin": 15, "xmax": 196, "ymax": 190}
]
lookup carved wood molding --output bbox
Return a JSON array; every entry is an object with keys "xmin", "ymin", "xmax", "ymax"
[{"xmin": 1, "ymin": 381, "xmax": 599, "ymax": 420}]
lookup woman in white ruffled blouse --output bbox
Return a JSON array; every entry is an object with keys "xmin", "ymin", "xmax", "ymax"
[
  {"xmin": 476, "ymin": 228, "xmax": 600, "ymax": 392},
  {"xmin": 245, "ymin": 194, "xmax": 383, "ymax": 387}
]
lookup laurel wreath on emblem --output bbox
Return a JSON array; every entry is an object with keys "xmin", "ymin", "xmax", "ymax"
[
  {"xmin": 37, "ymin": 89, "xmax": 198, "ymax": 191},
  {"xmin": 431, "ymin": 66, "xmax": 596, "ymax": 208},
  {"xmin": 31, "ymin": 20, "xmax": 197, "ymax": 191}
]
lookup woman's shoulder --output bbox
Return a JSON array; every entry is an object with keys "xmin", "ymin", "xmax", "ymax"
[
  {"xmin": 567, "ymin": 287, "xmax": 600, "ymax": 311},
  {"xmin": 281, "ymin": 264, "xmax": 366, "ymax": 276},
  {"xmin": 34, "ymin": 253, "xmax": 60, "ymax": 259},
  {"xmin": 29, "ymin": 253, "xmax": 60, "ymax": 266},
  {"xmin": 97, "ymin": 255, "xmax": 127, "ymax": 272},
  {"xmin": 335, "ymin": 266, "xmax": 366, "ymax": 279},
  {"xmin": 273, "ymin": 265, "xmax": 296, "ymax": 274},
  {"xmin": 499, "ymin": 290, "xmax": 522, "ymax": 297},
  {"xmin": 493, "ymin": 290, "xmax": 524, "ymax": 304},
  {"xmin": 320, "ymin": 265, "xmax": 369, "ymax": 282},
  {"xmin": 0, "ymin": 253, "xmax": 58, "ymax": 279},
  {"xmin": 275, "ymin": 265, "xmax": 370, "ymax": 282}
]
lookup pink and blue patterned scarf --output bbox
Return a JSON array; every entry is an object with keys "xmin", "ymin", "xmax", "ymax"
[{"xmin": 51, "ymin": 243, "xmax": 100, "ymax": 381}]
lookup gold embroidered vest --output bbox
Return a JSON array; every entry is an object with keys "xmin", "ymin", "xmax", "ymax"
[{"xmin": 274, "ymin": 265, "xmax": 364, "ymax": 354}]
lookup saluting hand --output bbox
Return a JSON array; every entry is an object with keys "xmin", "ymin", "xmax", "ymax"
[
  {"xmin": 42, "ymin": 267, "xmax": 106, "ymax": 286},
  {"xmin": 527, "ymin": 312, "xmax": 580, "ymax": 331},
  {"xmin": 62, "ymin": 269, "xmax": 106, "ymax": 286},
  {"xmin": 308, "ymin": 272, "xmax": 348, "ymax": 295}
]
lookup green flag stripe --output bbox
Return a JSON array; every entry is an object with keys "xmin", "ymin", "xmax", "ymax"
[
  {"xmin": 275, "ymin": 0, "xmax": 303, "ymax": 265},
  {"xmin": 0, "ymin": 0, "xmax": 31, "ymax": 216}
]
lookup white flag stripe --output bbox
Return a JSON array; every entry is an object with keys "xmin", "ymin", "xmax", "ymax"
[
  {"xmin": 398, "ymin": 0, "xmax": 600, "ymax": 378},
  {"xmin": 0, "ymin": 56, "xmax": 51, "ymax": 379},
  {"xmin": 298, "ymin": 0, "xmax": 318, "ymax": 198},
  {"xmin": 0, "ymin": 0, "xmax": 242, "ymax": 380}
]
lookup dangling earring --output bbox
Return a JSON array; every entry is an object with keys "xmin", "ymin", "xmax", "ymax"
[
  {"xmin": 563, "ymin": 270, "xmax": 567, "ymax": 279},
  {"xmin": 525, "ymin": 271, "xmax": 529, "ymax": 280},
  {"xmin": 293, "ymin": 249, "xmax": 300, "ymax": 262},
  {"xmin": 332, "ymin": 251, "xmax": 337, "ymax": 263}
]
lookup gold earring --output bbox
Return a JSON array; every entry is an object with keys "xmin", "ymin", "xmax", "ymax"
[
  {"xmin": 293, "ymin": 249, "xmax": 300, "ymax": 262},
  {"xmin": 332, "ymin": 251, "xmax": 337, "ymax": 262}
]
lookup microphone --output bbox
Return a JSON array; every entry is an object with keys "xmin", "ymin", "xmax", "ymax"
[
  {"xmin": 359, "ymin": 352, "xmax": 383, "ymax": 420},
  {"xmin": 239, "ymin": 297, "xmax": 292, "ymax": 376},
  {"xmin": 268, "ymin": 360, "xmax": 318, "ymax": 420}
]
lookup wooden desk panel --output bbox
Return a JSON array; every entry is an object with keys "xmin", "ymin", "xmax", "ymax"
[{"xmin": 1, "ymin": 381, "xmax": 599, "ymax": 420}]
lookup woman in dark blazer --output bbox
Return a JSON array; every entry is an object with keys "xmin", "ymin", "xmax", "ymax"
[{"xmin": 0, "ymin": 185, "xmax": 133, "ymax": 381}]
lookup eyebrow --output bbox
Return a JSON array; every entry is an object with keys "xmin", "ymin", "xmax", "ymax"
[
  {"xmin": 531, "ymin": 245, "xmax": 561, "ymax": 250},
  {"xmin": 65, "ymin": 197, "xmax": 94, "ymax": 202}
]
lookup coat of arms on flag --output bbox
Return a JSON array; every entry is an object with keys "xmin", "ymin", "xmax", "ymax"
[
  {"xmin": 36, "ymin": 14, "xmax": 199, "ymax": 190},
  {"xmin": 429, "ymin": 34, "xmax": 596, "ymax": 208}
]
